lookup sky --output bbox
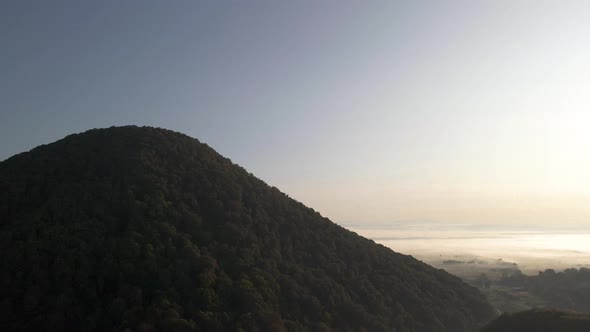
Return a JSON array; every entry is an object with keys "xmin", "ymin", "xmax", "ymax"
[{"xmin": 1, "ymin": 1, "xmax": 590, "ymax": 226}]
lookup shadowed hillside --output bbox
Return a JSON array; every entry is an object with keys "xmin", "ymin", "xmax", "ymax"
[{"xmin": 0, "ymin": 126, "xmax": 494, "ymax": 331}]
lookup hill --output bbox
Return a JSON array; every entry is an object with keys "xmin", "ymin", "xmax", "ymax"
[
  {"xmin": 0, "ymin": 126, "xmax": 494, "ymax": 331},
  {"xmin": 481, "ymin": 309, "xmax": 590, "ymax": 332}
]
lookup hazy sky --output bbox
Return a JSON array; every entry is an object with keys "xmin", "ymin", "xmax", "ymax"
[{"xmin": 2, "ymin": 1, "xmax": 589, "ymax": 226}]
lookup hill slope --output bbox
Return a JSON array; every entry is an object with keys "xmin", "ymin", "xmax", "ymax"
[
  {"xmin": 0, "ymin": 126, "xmax": 494, "ymax": 331},
  {"xmin": 481, "ymin": 309, "xmax": 590, "ymax": 332}
]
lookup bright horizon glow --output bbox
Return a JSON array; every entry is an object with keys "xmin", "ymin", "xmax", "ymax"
[{"xmin": 1, "ymin": 1, "xmax": 590, "ymax": 227}]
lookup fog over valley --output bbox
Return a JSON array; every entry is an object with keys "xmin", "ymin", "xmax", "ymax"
[{"xmin": 347, "ymin": 223, "xmax": 590, "ymax": 276}]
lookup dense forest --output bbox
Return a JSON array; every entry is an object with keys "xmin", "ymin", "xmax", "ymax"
[
  {"xmin": 498, "ymin": 268, "xmax": 590, "ymax": 312},
  {"xmin": 481, "ymin": 309, "xmax": 590, "ymax": 332},
  {"xmin": 0, "ymin": 126, "xmax": 494, "ymax": 331}
]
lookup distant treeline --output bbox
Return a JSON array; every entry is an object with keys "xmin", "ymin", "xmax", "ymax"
[
  {"xmin": 481, "ymin": 309, "xmax": 590, "ymax": 332},
  {"xmin": 498, "ymin": 268, "xmax": 590, "ymax": 312}
]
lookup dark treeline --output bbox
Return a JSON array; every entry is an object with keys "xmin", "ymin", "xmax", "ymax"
[
  {"xmin": 498, "ymin": 268, "xmax": 590, "ymax": 312},
  {"xmin": 481, "ymin": 309, "xmax": 590, "ymax": 332},
  {"xmin": 0, "ymin": 126, "xmax": 494, "ymax": 331}
]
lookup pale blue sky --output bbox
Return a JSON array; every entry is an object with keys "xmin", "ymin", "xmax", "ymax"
[{"xmin": 2, "ymin": 1, "xmax": 589, "ymax": 225}]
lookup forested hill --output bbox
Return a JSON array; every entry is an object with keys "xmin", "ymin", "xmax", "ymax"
[{"xmin": 0, "ymin": 126, "xmax": 495, "ymax": 331}]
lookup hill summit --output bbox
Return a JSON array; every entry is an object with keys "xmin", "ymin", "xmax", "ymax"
[{"xmin": 0, "ymin": 126, "xmax": 494, "ymax": 331}]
